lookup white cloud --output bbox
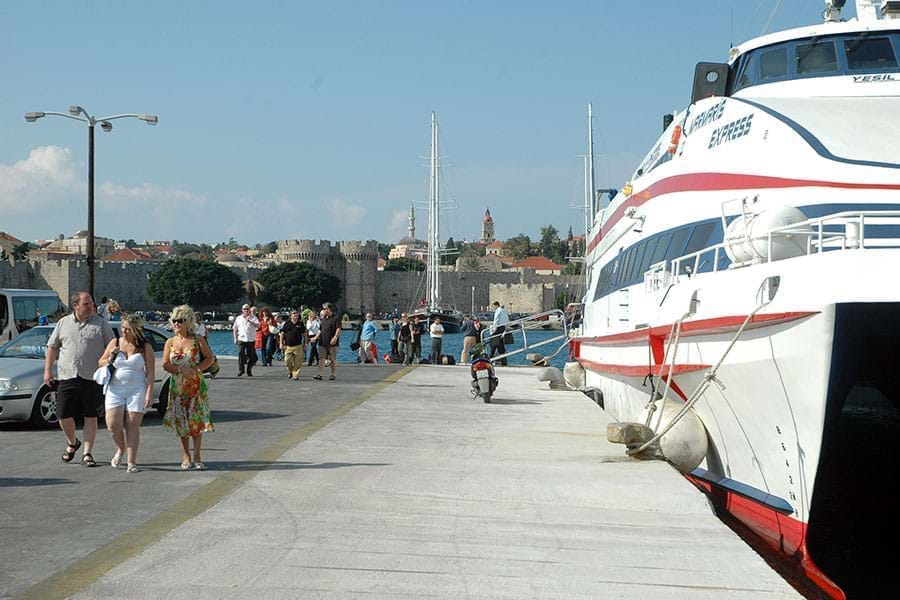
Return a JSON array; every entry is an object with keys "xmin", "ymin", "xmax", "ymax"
[
  {"xmin": 388, "ymin": 208, "xmax": 408, "ymax": 241},
  {"xmin": 0, "ymin": 146, "xmax": 81, "ymax": 213},
  {"xmin": 322, "ymin": 197, "xmax": 367, "ymax": 229}
]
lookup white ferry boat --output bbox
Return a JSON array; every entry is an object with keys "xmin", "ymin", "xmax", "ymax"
[{"xmin": 572, "ymin": 2, "xmax": 900, "ymax": 597}]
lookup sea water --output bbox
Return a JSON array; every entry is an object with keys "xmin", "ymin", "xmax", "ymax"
[{"xmin": 207, "ymin": 329, "xmax": 568, "ymax": 368}]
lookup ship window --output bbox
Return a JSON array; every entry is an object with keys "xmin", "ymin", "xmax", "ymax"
[
  {"xmin": 650, "ymin": 232, "xmax": 673, "ymax": 267},
  {"xmin": 760, "ymin": 47, "xmax": 788, "ymax": 80},
  {"xmin": 664, "ymin": 227, "xmax": 691, "ymax": 263},
  {"xmin": 733, "ymin": 52, "xmax": 758, "ymax": 91},
  {"xmin": 619, "ymin": 249, "xmax": 635, "ymax": 287},
  {"xmin": 678, "ymin": 222, "xmax": 716, "ymax": 274},
  {"xmin": 628, "ymin": 242, "xmax": 648, "ymax": 282},
  {"xmin": 638, "ymin": 237, "xmax": 659, "ymax": 275},
  {"xmin": 844, "ymin": 36, "xmax": 898, "ymax": 70},
  {"xmin": 796, "ymin": 40, "xmax": 838, "ymax": 74}
]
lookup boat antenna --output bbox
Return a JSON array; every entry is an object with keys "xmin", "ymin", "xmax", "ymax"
[{"xmin": 586, "ymin": 102, "xmax": 596, "ymax": 292}]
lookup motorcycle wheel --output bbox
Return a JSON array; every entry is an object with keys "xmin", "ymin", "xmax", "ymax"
[{"xmin": 482, "ymin": 393, "xmax": 492, "ymax": 404}]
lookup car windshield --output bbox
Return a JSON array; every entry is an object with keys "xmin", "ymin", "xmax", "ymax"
[{"xmin": 0, "ymin": 327, "xmax": 52, "ymax": 359}]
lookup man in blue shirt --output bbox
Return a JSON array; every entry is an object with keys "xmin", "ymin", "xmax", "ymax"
[
  {"xmin": 490, "ymin": 301, "xmax": 510, "ymax": 366},
  {"xmin": 360, "ymin": 312, "xmax": 379, "ymax": 363}
]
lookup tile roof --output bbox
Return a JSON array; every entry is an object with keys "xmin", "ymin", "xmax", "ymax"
[{"xmin": 510, "ymin": 256, "xmax": 564, "ymax": 271}]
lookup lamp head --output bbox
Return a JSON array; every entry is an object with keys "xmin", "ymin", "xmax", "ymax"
[
  {"xmin": 24, "ymin": 112, "xmax": 45, "ymax": 122},
  {"xmin": 139, "ymin": 114, "xmax": 158, "ymax": 125},
  {"xmin": 100, "ymin": 121, "xmax": 113, "ymax": 132},
  {"xmin": 68, "ymin": 105, "xmax": 84, "ymax": 116}
]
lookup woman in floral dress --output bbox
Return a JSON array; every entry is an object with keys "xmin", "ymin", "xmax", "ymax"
[{"xmin": 162, "ymin": 305, "xmax": 215, "ymax": 470}]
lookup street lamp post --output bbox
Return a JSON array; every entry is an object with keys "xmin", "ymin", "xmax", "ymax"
[
  {"xmin": 24, "ymin": 106, "xmax": 158, "ymax": 299},
  {"xmin": 471, "ymin": 286, "xmax": 475, "ymax": 315}
]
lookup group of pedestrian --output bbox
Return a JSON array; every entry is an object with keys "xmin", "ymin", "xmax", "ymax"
[
  {"xmin": 45, "ymin": 292, "xmax": 215, "ymax": 473},
  {"xmin": 232, "ymin": 302, "xmax": 342, "ymax": 381}
]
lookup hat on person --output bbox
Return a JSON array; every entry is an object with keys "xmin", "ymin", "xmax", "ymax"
[{"xmin": 242, "ymin": 303, "xmax": 250, "ymax": 309}]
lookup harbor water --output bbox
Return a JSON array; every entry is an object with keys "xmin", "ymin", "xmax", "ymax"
[{"xmin": 207, "ymin": 329, "xmax": 568, "ymax": 368}]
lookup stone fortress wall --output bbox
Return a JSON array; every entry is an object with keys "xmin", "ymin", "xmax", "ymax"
[{"xmin": 1, "ymin": 241, "xmax": 583, "ymax": 316}]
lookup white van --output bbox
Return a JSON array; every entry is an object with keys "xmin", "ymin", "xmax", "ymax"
[{"xmin": 0, "ymin": 289, "xmax": 66, "ymax": 343}]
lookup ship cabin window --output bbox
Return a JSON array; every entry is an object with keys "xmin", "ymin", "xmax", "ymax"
[
  {"xmin": 845, "ymin": 36, "xmax": 898, "ymax": 70},
  {"xmin": 593, "ymin": 220, "xmax": 726, "ymax": 300},
  {"xmin": 796, "ymin": 39, "xmax": 838, "ymax": 74},
  {"xmin": 760, "ymin": 47, "xmax": 788, "ymax": 80},
  {"xmin": 730, "ymin": 31, "xmax": 900, "ymax": 93}
]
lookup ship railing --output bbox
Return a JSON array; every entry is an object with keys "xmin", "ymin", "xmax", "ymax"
[
  {"xmin": 646, "ymin": 210, "xmax": 900, "ymax": 290},
  {"xmin": 478, "ymin": 308, "xmax": 571, "ymax": 365}
]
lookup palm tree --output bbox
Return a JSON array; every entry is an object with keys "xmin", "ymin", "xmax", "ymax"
[{"xmin": 243, "ymin": 279, "xmax": 265, "ymax": 305}]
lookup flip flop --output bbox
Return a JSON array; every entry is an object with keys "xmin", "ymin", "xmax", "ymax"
[
  {"xmin": 110, "ymin": 450, "xmax": 123, "ymax": 468},
  {"xmin": 61, "ymin": 438, "xmax": 81, "ymax": 463}
]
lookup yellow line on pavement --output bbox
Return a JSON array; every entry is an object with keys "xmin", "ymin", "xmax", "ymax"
[{"xmin": 17, "ymin": 366, "xmax": 415, "ymax": 600}]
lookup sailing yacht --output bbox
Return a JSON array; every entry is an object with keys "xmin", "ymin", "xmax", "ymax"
[{"xmin": 411, "ymin": 112, "xmax": 463, "ymax": 333}]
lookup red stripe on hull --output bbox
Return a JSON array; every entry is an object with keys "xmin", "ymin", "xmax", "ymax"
[
  {"xmin": 686, "ymin": 475, "xmax": 846, "ymax": 600},
  {"xmin": 576, "ymin": 357, "xmax": 709, "ymax": 377},
  {"xmin": 588, "ymin": 172, "xmax": 900, "ymax": 253},
  {"xmin": 576, "ymin": 311, "xmax": 818, "ymax": 346}
]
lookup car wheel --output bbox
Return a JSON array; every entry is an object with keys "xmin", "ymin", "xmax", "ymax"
[
  {"xmin": 157, "ymin": 380, "xmax": 170, "ymax": 419},
  {"xmin": 30, "ymin": 386, "xmax": 59, "ymax": 427}
]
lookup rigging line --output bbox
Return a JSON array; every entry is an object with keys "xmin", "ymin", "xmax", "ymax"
[{"xmin": 761, "ymin": 0, "xmax": 783, "ymax": 35}]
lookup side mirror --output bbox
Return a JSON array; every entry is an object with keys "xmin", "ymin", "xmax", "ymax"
[{"xmin": 691, "ymin": 62, "xmax": 729, "ymax": 105}]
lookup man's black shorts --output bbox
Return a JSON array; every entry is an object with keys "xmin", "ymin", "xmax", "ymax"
[{"xmin": 57, "ymin": 377, "xmax": 103, "ymax": 419}]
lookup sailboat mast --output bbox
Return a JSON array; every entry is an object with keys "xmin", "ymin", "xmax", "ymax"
[
  {"xmin": 585, "ymin": 103, "xmax": 596, "ymax": 291},
  {"xmin": 428, "ymin": 112, "xmax": 440, "ymax": 311}
]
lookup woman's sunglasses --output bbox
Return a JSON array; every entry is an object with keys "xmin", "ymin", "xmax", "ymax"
[{"xmin": 172, "ymin": 318, "xmax": 185, "ymax": 324}]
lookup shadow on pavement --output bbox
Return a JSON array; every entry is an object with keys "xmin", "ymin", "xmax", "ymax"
[
  {"xmin": 488, "ymin": 399, "xmax": 543, "ymax": 405},
  {"xmin": 0, "ymin": 477, "xmax": 77, "ymax": 487},
  {"xmin": 132, "ymin": 461, "xmax": 391, "ymax": 472}
]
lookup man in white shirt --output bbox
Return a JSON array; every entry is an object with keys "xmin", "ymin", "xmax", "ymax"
[
  {"xmin": 232, "ymin": 303, "xmax": 260, "ymax": 376},
  {"xmin": 429, "ymin": 316, "xmax": 444, "ymax": 364},
  {"xmin": 490, "ymin": 301, "xmax": 510, "ymax": 366}
]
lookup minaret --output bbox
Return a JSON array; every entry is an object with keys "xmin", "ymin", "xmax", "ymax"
[
  {"xmin": 480, "ymin": 208, "xmax": 495, "ymax": 244},
  {"xmin": 408, "ymin": 204, "xmax": 416, "ymax": 240}
]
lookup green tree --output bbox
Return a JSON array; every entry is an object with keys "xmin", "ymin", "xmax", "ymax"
[
  {"xmin": 377, "ymin": 243, "xmax": 392, "ymax": 260},
  {"xmin": 538, "ymin": 225, "xmax": 567, "ymax": 264},
  {"xmin": 504, "ymin": 234, "xmax": 531, "ymax": 261},
  {"xmin": 555, "ymin": 291, "xmax": 579, "ymax": 310},
  {"xmin": 147, "ymin": 258, "xmax": 243, "ymax": 308},
  {"xmin": 440, "ymin": 237, "xmax": 459, "ymax": 266},
  {"xmin": 262, "ymin": 241, "xmax": 278, "ymax": 254},
  {"xmin": 11, "ymin": 242, "xmax": 34, "ymax": 261},
  {"xmin": 459, "ymin": 254, "xmax": 487, "ymax": 271},
  {"xmin": 384, "ymin": 257, "xmax": 425, "ymax": 272},
  {"xmin": 257, "ymin": 262, "xmax": 342, "ymax": 309}
]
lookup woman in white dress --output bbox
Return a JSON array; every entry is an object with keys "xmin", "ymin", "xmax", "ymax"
[{"xmin": 98, "ymin": 314, "xmax": 156, "ymax": 473}]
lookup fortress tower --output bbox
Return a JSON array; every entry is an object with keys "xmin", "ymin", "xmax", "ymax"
[{"xmin": 275, "ymin": 239, "xmax": 378, "ymax": 314}]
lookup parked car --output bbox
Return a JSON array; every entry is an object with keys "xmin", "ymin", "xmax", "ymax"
[{"xmin": 0, "ymin": 323, "xmax": 172, "ymax": 427}]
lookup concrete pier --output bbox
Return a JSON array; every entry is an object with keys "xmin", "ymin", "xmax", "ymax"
[{"xmin": 12, "ymin": 365, "xmax": 800, "ymax": 599}]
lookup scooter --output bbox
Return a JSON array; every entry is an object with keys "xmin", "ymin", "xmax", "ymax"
[{"xmin": 469, "ymin": 342, "xmax": 498, "ymax": 403}]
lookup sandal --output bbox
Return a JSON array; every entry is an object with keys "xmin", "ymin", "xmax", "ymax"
[
  {"xmin": 126, "ymin": 464, "xmax": 140, "ymax": 473},
  {"xmin": 82, "ymin": 453, "xmax": 97, "ymax": 467},
  {"xmin": 181, "ymin": 460, "xmax": 193, "ymax": 470},
  {"xmin": 61, "ymin": 438, "xmax": 81, "ymax": 463},
  {"xmin": 313, "ymin": 375, "xmax": 323, "ymax": 380},
  {"xmin": 329, "ymin": 375, "xmax": 336, "ymax": 381},
  {"xmin": 194, "ymin": 462, "xmax": 207, "ymax": 471},
  {"xmin": 110, "ymin": 450, "xmax": 123, "ymax": 468}
]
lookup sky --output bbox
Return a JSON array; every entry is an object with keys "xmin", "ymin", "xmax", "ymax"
[{"xmin": 0, "ymin": 1, "xmax": 851, "ymax": 247}]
